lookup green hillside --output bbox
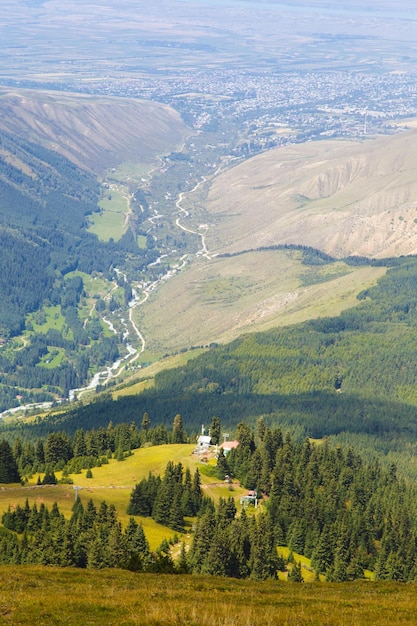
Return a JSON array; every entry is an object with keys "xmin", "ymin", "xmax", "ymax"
[
  {"xmin": 0, "ymin": 126, "xmax": 182, "ymax": 409},
  {"xmin": 28, "ymin": 255, "xmax": 417, "ymax": 442}
]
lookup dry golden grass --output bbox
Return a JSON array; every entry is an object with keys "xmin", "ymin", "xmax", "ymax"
[
  {"xmin": 0, "ymin": 567, "xmax": 416, "ymax": 625},
  {"xmin": 133, "ymin": 249, "xmax": 385, "ymax": 356}
]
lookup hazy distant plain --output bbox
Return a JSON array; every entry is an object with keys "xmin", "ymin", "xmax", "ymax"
[{"xmin": 1, "ymin": 0, "xmax": 417, "ymax": 84}]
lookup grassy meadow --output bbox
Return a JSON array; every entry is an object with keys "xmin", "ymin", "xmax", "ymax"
[
  {"xmin": 0, "ymin": 567, "xmax": 416, "ymax": 625},
  {"xmin": 0, "ymin": 444, "xmax": 246, "ymax": 549},
  {"xmin": 87, "ymin": 187, "xmax": 129, "ymax": 242},
  {"xmin": 132, "ymin": 249, "xmax": 385, "ymax": 358}
]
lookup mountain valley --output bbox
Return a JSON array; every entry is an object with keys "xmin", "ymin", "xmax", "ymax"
[{"xmin": 2, "ymin": 0, "xmax": 417, "ymax": 610}]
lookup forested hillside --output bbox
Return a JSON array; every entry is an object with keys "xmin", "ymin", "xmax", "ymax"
[
  {"xmin": 0, "ymin": 128, "xmax": 105, "ymax": 336},
  {"xmin": 17, "ymin": 255, "xmax": 417, "ymax": 474},
  {"xmin": 0, "ymin": 424, "xmax": 416, "ymax": 582},
  {"xmin": 0, "ymin": 128, "xmax": 160, "ymax": 409}
]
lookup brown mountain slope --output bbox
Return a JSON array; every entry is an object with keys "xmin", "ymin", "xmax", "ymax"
[
  {"xmin": 0, "ymin": 88, "xmax": 189, "ymax": 174},
  {"xmin": 205, "ymin": 129, "xmax": 417, "ymax": 259}
]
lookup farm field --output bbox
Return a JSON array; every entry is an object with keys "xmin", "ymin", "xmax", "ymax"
[{"xmin": 0, "ymin": 567, "xmax": 416, "ymax": 625}]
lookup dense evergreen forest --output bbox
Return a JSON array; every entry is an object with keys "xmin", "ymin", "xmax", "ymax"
[{"xmin": 0, "ymin": 129, "xmax": 104, "ymax": 336}]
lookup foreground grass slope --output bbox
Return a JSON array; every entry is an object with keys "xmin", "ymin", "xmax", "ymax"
[{"xmin": 1, "ymin": 567, "xmax": 416, "ymax": 625}]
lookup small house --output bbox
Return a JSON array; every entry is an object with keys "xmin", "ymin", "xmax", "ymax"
[
  {"xmin": 197, "ymin": 434, "xmax": 212, "ymax": 451},
  {"xmin": 240, "ymin": 490, "xmax": 258, "ymax": 508},
  {"xmin": 220, "ymin": 440, "xmax": 239, "ymax": 455}
]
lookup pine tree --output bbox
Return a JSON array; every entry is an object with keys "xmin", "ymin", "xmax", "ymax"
[
  {"xmin": 0, "ymin": 440, "xmax": 20, "ymax": 483},
  {"xmin": 288, "ymin": 560, "xmax": 304, "ymax": 582},
  {"xmin": 168, "ymin": 484, "xmax": 185, "ymax": 532},
  {"xmin": 191, "ymin": 468, "xmax": 203, "ymax": 513},
  {"xmin": 228, "ymin": 510, "xmax": 251, "ymax": 578},
  {"xmin": 108, "ymin": 523, "xmax": 126, "ymax": 568},
  {"xmin": 202, "ymin": 526, "xmax": 230, "ymax": 577},
  {"xmin": 152, "ymin": 462, "xmax": 176, "ymax": 525},
  {"xmin": 181, "ymin": 468, "xmax": 195, "ymax": 516},
  {"xmin": 141, "ymin": 412, "xmax": 150, "ymax": 441},
  {"xmin": 172, "ymin": 414, "xmax": 185, "ymax": 444},
  {"xmin": 84, "ymin": 499, "xmax": 97, "ymax": 529},
  {"xmin": 176, "ymin": 542, "xmax": 189, "ymax": 574},
  {"xmin": 209, "ymin": 416, "xmax": 221, "ymax": 446},
  {"xmin": 35, "ymin": 440, "xmax": 45, "ymax": 465},
  {"xmin": 73, "ymin": 429, "xmax": 87, "ymax": 457},
  {"xmin": 188, "ymin": 509, "xmax": 216, "ymax": 573},
  {"xmin": 256, "ymin": 416, "xmax": 266, "ymax": 442},
  {"xmin": 236, "ymin": 422, "xmax": 255, "ymax": 452},
  {"xmin": 311, "ymin": 525, "xmax": 335, "ymax": 576},
  {"xmin": 216, "ymin": 448, "xmax": 229, "ymax": 480},
  {"xmin": 250, "ymin": 513, "xmax": 278, "ymax": 580}
]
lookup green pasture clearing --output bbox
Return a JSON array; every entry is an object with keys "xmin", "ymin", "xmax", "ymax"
[
  {"xmin": 107, "ymin": 161, "xmax": 151, "ymax": 184},
  {"xmin": 26, "ymin": 305, "xmax": 65, "ymax": 335},
  {"xmin": 112, "ymin": 378, "xmax": 155, "ymax": 398},
  {"xmin": 87, "ymin": 187, "xmax": 128, "ymax": 242},
  {"xmin": 0, "ymin": 484, "xmax": 79, "ymax": 519},
  {"xmin": 68, "ymin": 271, "xmax": 114, "ymax": 299},
  {"xmin": 0, "ymin": 444, "xmax": 246, "ymax": 548},
  {"xmin": 1, "ymin": 567, "xmax": 417, "ymax": 626},
  {"xmin": 278, "ymin": 546, "xmax": 324, "ymax": 583},
  {"xmin": 65, "ymin": 270, "xmax": 119, "ymax": 325},
  {"xmin": 137, "ymin": 234, "xmax": 147, "ymax": 249},
  {"xmin": 38, "ymin": 348, "xmax": 65, "ymax": 369}
]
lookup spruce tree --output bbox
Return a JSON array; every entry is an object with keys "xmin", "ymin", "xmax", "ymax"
[
  {"xmin": 141, "ymin": 412, "xmax": 150, "ymax": 441},
  {"xmin": 152, "ymin": 462, "xmax": 176, "ymax": 525},
  {"xmin": 203, "ymin": 526, "xmax": 230, "ymax": 577},
  {"xmin": 209, "ymin": 416, "xmax": 221, "ymax": 446},
  {"xmin": 172, "ymin": 414, "xmax": 185, "ymax": 444},
  {"xmin": 0, "ymin": 440, "xmax": 20, "ymax": 483},
  {"xmin": 250, "ymin": 513, "xmax": 278, "ymax": 580},
  {"xmin": 216, "ymin": 448, "xmax": 229, "ymax": 480},
  {"xmin": 288, "ymin": 560, "xmax": 304, "ymax": 582},
  {"xmin": 176, "ymin": 542, "xmax": 189, "ymax": 574},
  {"xmin": 168, "ymin": 484, "xmax": 185, "ymax": 532}
]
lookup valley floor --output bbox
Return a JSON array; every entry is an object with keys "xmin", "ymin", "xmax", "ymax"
[{"xmin": 0, "ymin": 566, "xmax": 416, "ymax": 625}]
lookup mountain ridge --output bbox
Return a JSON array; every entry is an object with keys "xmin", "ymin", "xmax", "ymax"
[{"xmin": 0, "ymin": 88, "xmax": 189, "ymax": 174}]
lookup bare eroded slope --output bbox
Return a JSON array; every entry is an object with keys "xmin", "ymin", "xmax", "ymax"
[
  {"xmin": 0, "ymin": 89, "xmax": 189, "ymax": 174},
  {"xmin": 205, "ymin": 130, "xmax": 417, "ymax": 259}
]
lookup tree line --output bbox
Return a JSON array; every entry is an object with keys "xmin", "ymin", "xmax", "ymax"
[
  {"xmin": 0, "ymin": 497, "xmax": 155, "ymax": 571},
  {"xmin": 7, "ymin": 413, "xmax": 189, "ymax": 482}
]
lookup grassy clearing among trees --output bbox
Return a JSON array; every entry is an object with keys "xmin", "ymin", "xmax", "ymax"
[
  {"xmin": 87, "ymin": 187, "xmax": 128, "ymax": 242},
  {"xmin": 0, "ymin": 444, "xmax": 245, "ymax": 548}
]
